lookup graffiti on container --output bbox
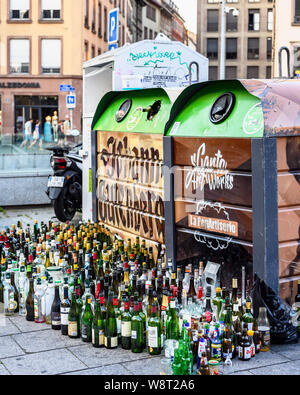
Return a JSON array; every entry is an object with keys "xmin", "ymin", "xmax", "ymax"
[
  {"xmin": 127, "ymin": 107, "xmax": 143, "ymax": 131},
  {"xmin": 243, "ymin": 103, "xmax": 264, "ymax": 136},
  {"xmin": 191, "ymin": 200, "xmax": 234, "ymax": 251},
  {"xmin": 97, "ymin": 133, "xmax": 164, "ymax": 243},
  {"xmin": 185, "ymin": 143, "xmax": 234, "ymax": 192}
]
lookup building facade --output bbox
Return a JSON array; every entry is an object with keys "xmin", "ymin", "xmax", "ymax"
[
  {"xmin": 273, "ymin": 0, "xmax": 300, "ymax": 78},
  {"xmin": 197, "ymin": 0, "xmax": 274, "ymax": 80},
  {"xmin": 0, "ymin": 0, "xmax": 130, "ymax": 140}
]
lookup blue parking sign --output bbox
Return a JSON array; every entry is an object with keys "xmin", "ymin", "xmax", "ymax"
[
  {"xmin": 67, "ymin": 94, "xmax": 76, "ymax": 109},
  {"xmin": 109, "ymin": 8, "xmax": 119, "ymax": 44}
]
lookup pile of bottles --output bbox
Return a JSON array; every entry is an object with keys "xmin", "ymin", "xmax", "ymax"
[{"xmin": 0, "ymin": 220, "xmax": 275, "ymax": 375}]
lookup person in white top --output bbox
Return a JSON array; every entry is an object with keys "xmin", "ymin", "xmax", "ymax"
[{"xmin": 20, "ymin": 119, "xmax": 33, "ymax": 148}]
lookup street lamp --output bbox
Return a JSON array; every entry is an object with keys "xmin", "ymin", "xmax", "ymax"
[{"xmin": 220, "ymin": 0, "xmax": 239, "ymax": 80}]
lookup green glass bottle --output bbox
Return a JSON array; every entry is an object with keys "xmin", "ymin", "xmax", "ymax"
[
  {"xmin": 212, "ymin": 287, "xmax": 223, "ymax": 320},
  {"xmin": 68, "ymin": 291, "xmax": 80, "ymax": 338},
  {"xmin": 26, "ymin": 277, "xmax": 35, "ymax": 321},
  {"xmin": 104, "ymin": 291, "xmax": 118, "ymax": 349},
  {"xmin": 92, "ymin": 299, "xmax": 105, "ymax": 348},
  {"xmin": 166, "ymin": 297, "xmax": 180, "ymax": 340},
  {"xmin": 148, "ymin": 302, "xmax": 162, "ymax": 355},
  {"xmin": 172, "ymin": 348, "xmax": 183, "ymax": 375},
  {"xmin": 242, "ymin": 296, "xmax": 254, "ymax": 331},
  {"xmin": 131, "ymin": 301, "xmax": 144, "ymax": 353},
  {"xmin": 121, "ymin": 298, "xmax": 132, "ymax": 350},
  {"xmin": 81, "ymin": 295, "xmax": 93, "ymax": 342}
]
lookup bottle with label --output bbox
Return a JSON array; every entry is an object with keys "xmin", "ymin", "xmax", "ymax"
[
  {"xmin": 113, "ymin": 295, "xmax": 121, "ymax": 344},
  {"xmin": 43, "ymin": 277, "xmax": 55, "ymax": 324},
  {"xmin": 81, "ymin": 294, "xmax": 93, "ymax": 342},
  {"xmin": 18, "ymin": 266, "xmax": 27, "ymax": 316},
  {"xmin": 242, "ymin": 296, "xmax": 254, "ymax": 331},
  {"xmin": 257, "ymin": 307, "xmax": 270, "ymax": 352},
  {"xmin": 61, "ymin": 283, "xmax": 71, "ymax": 335},
  {"xmin": 238, "ymin": 326, "xmax": 252, "ymax": 361},
  {"xmin": 166, "ymin": 296, "xmax": 180, "ymax": 340},
  {"xmin": 212, "ymin": 287, "xmax": 223, "ymax": 320},
  {"xmin": 4, "ymin": 272, "xmax": 17, "ymax": 316},
  {"xmin": 10, "ymin": 271, "xmax": 19, "ymax": 314},
  {"xmin": 68, "ymin": 291, "xmax": 80, "ymax": 339},
  {"xmin": 92, "ymin": 299, "xmax": 105, "ymax": 348},
  {"xmin": 131, "ymin": 301, "xmax": 144, "ymax": 353},
  {"xmin": 121, "ymin": 298, "xmax": 132, "ymax": 350},
  {"xmin": 0, "ymin": 266, "xmax": 4, "ymax": 314},
  {"xmin": 26, "ymin": 277, "xmax": 35, "ymax": 322},
  {"xmin": 34, "ymin": 278, "xmax": 45, "ymax": 323},
  {"xmin": 210, "ymin": 323, "xmax": 222, "ymax": 361},
  {"xmin": 253, "ymin": 319, "xmax": 261, "ymax": 354},
  {"xmin": 104, "ymin": 291, "xmax": 118, "ymax": 349},
  {"xmin": 222, "ymin": 327, "xmax": 233, "ymax": 361},
  {"xmin": 148, "ymin": 302, "xmax": 162, "ymax": 356},
  {"xmin": 198, "ymin": 352, "xmax": 210, "ymax": 376},
  {"xmin": 51, "ymin": 283, "xmax": 61, "ymax": 330}
]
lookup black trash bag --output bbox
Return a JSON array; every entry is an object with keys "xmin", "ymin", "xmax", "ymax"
[{"xmin": 252, "ymin": 274, "xmax": 298, "ymax": 345}]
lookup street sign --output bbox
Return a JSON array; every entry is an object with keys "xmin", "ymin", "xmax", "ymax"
[
  {"xmin": 108, "ymin": 8, "xmax": 119, "ymax": 44},
  {"xmin": 60, "ymin": 84, "xmax": 71, "ymax": 92},
  {"xmin": 67, "ymin": 94, "xmax": 76, "ymax": 109},
  {"xmin": 109, "ymin": 42, "xmax": 118, "ymax": 51}
]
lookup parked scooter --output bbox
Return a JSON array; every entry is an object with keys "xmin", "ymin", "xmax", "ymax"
[{"xmin": 46, "ymin": 144, "xmax": 82, "ymax": 222}]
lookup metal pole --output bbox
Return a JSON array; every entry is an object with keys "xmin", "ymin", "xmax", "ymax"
[{"xmin": 220, "ymin": 0, "xmax": 226, "ymax": 80}]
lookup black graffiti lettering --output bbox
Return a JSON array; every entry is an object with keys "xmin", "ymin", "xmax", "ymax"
[
  {"xmin": 151, "ymin": 148, "xmax": 160, "ymax": 161},
  {"xmin": 155, "ymin": 196, "xmax": 165, "ymax": 218},
  {"xmin": 142, "ymin": 214, "xmax": 149, "ymax": 235}
]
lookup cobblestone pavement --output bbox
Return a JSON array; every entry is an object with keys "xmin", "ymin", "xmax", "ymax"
[
  {"xmin": 0, "ymin": 314, "xmax": 299, "ymax": 375},
  {"xmin": 0, "ymin": 207, "xmax": 299, "ymax": 375}
]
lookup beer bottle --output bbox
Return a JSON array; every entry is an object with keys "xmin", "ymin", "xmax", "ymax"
[
  {"xmin": 131, "ymin": 301, "xmax": 144, "ymax": 353},
  {"xmin": 26, "ymin": 277, "xmax": 35, "ymax": 322},
  {"xmin": 148, "ymin": 302, "xmax": 162, "ymax": 355},
  {"xmin": 198, "ymin": 352, "xmax": 210, "ymax": 376},
  {"xmin": 238, "ymin": 326, "xmax": 252, "ymax": 361},
  {"xmin": 92, "ymin": 299, "xmax": 105, "ymax": 348}
]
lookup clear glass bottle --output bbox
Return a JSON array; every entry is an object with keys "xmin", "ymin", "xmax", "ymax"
[
  {"xmin": 18, "ymin": 265, "xmax": 27, "ymax": 316},
  {"xmin": 34, "ymin": 278, "xmax": 45, "ymax": 323},
  {"xmin": 42, "ymin": 277, "xmax": 55, "ymax": 324},
  {"xmin": 4, "ymin": 272, "xmax": 17, "ymax": 316},
  {"xmin": 257, "ymin": 307, "xmax": 271, "ymax": 352}
]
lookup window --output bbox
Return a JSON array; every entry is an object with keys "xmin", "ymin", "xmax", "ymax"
[
  {"xmin": 104, "ymin": 7, "xmax": 107, "ymax": 41},
  {"xmin": 267, "ymin": 37, "xmax": 272, "ymax": 60},
  {"xmin": 84, "ymin": 42, "xmax": 89, "ymax": 61},
  {"xmin": 91, "ymin": 45, "xmax": 95, "ymax": 59},
  {"xmin": 41, "ymin": 39, "xmax": 61, "ymax": 73},
  {"xmin": 207, "ymin": 38, "xmax": 218, "ymax": 60},
  {"xmin": 267, "ymin": 9, "xmax": 273, "ymax": 31},
  {"xmin": 266, "ymin": 66, "xmax": 272, "ymax": 79},
  {"xmin": 227, "ymin": 10, "xmax": 238, "ymax": 31},
  {"xmin": 10, "ymin": 39, "xmax": 30, "ymax": 73},
  {"xmin": 226, "ymin": 38, "xmax": 237, "ymax": 59},
  {"xmin": 92, "ymin": 0, "xmax": 96, "ymax": 32},
  {"xmin": 207, "ymin": 10, "xmax": 219, "ymax": 32},
  {"xmin": 225, "ymin": 66, "xmax": 237, "ymax": 79},
  {"xmin": 295, "ymin": 0, "xmax": 300, "ymax": 23},
  {"xmin": 248, "ymin": 9, "xmax": 260, "ymax": 31},
  {"xmin": 209, "ymin": 66, "xmax": 218, "ymax": 80},
  {"xmin": 149, "ymin": 29, "xmax": 153, "ymax": 40},
  {"xmin": 144, "ymin": 27, "xmax": 148, "ymax": 39},
  {"xmin": 98, "ymin": 48, "xmax": 102, "ymax": 56},
  {"xmin": 85, "ymin": 0, "xmax": 89, "ymax": 28},
  {"xmin": 247, "ymin": 66, "xmax": 259, "ymax": 78},
  {"xmin": 248, "ymin": 38, "xmax": 259, "ymax": 59},
  {"xmin": 146, "ymin": 5, "xmax": 156, "ymax": 22},
  {"xmin": 10, "ymin": 0, "xmax": 29, "ymax": 19},
  {"xmin": 98, "ymin": 2, "xmax": 102, "ymax": 37},
  {"xmin": 41, "ymin": 0, "xmax": 61, "ymax": 19},
  {"xmin": 293, "ymin": 46, "xmax": 300, "ymax": 76}
]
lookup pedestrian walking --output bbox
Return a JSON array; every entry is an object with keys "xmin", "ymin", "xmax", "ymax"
[
  {"xmin": 20, "ymin": 119, "xmax": 33, "ymax": 148},
  {"xmin": 29, "ymin": 120, "xmax": 42, "ymax": 150}
]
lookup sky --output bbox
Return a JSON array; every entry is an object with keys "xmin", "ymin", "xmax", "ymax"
[{"xmin": 173, "ymin": 0, "xmax": 198, "ymax": 33}]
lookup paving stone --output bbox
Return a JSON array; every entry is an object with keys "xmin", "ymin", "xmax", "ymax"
[
  {"xmin": 229, "ymin": 350, "xmax": 290, "ymax": 373},
  {"xmin": 62, "ymin": 363, "xmax": 131, "ymax": 375},
  {"xmin": 2, "ymin": 349, "xmax": 86, "ymax": 375},
  {"xmin": 12, "ymin": 329, "xmax": 84, "ymax": 353},
  {"xmin": 122, "ymin": 356, "xmax": 165, "ymax": 376},
  {"xmin": 8, "ymin": 315, "xmax": 49, "ymax": 333},
  {"xmin": 250, "ymin": 360, "xmax": 300, "ymax": 375},
  {"xmin": 270, "ymin": 342, "xmax": 300, "ymax": 361},
  {"xmin": 69, "ymin": 345, "xmax": 157, "ymax": 369},
  {"xmin": 0, "ymin": 363, "xmax": 10, "ymax": 375},
  {"xmin": 0, "ymin": 336, "xmax": 25, "ymax": 359},
  {"xmin": 0, "ymin": 316, "xmax": 20, "ymax": 337}
]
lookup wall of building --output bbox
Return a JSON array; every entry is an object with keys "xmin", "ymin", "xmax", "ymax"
[
  {"xmin": 273, "ymin": 0, "xmax": 300, "ymax": 78},
  {"xmin": 197, "ymin": 0, "xmax": 274, "ymax": 80}
]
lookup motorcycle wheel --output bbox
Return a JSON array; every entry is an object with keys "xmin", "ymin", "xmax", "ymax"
[{"xmin": 53, "ymin": 186, "xmax": 77, "ymax": 223}]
